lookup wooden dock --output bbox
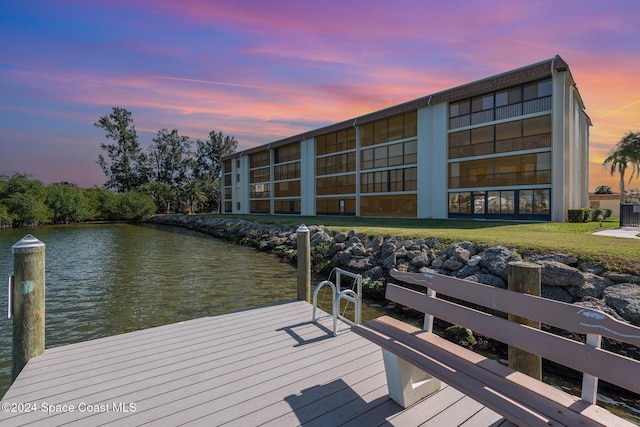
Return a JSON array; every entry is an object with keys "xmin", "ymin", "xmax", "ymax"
[{"xmin": 0, "ymin": 300, "xmax": 512, "ymax": 426}]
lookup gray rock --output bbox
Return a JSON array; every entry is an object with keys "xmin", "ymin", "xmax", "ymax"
[
  {"xmin": 334, "ymin": 231, "xmax": 348, "ymax": 243},
  {"xmin": 346, "ymin": 236, "xmax": 361, "ymax": 247},
  {"xmin": 310, "ymin": 230, "xmax": 332, "ymax": 248},
  {"xmin": 405, "ymin": 250, "xmax": 422, "ymax": 260},
  {"xmin": 345, "ymin": 256, "xmax": 375, "ymax": 274},
  {"xmin": 383, "ymin": 254, "xmax": 396, "ymax": 272},
  {"xmin": 457, "ymin": 241, "xmax": 477, "ymax": 256},
  {"xmin": 603, "ymin": 283, "xmax": 640, "ymax": 326},
  {"xmin": 467, "ymin": 255, "xmax": 482, "ymax": 267},
  {"xmin": 330, "ymin": 250, "xmax": 351, "ymax": 267},
  {"xmin": 410, "ymin": 253, "xmax": 432, "ymax": 269},
  {"xmin": 564, "ymin": 273, "xmax": 613, "ymax": 299},
  {"xmin": 395, "ymin": 247, "xmax": 408, "ymax": 259},
  {"xmin": 579, "ymin": 263, "xmax": 607, "ymax": 275},
  {"xmin": 425, "ymin": 237, "xmax": 439, "ymax": 248},
  {"xmin": 327, "ymin": 242, "xmax": 345, "ymax": 258},
  {"xmin": 455, "ymin": 264, "xmax": 481, "ymax": 279},
  {"xmin": 452, "ymin": 247, "xmax": 471, "ymax": 263},
  {"xmin": 380, "ymin": 240, "xmax": 397, "ymax": 260},
  {"xmin": 443, "ymin": 258, "xmax": 464, "ymax": 271},
  {"xmin": 538, "ymin": 261, "xmax": 586, "ymax": 287},
  {"xmin": 351, "ymin": 243, "xmax": 367, "ymax": 257},
  {"xmin": 432, "ymin": 258, "xmax": 444, "ymax": 269},
  {"xmin": 363, "ymin": 266, "xmax": 384, "ymax": 281},
  {"xmin": 478, "ymin": 246, "xmax": 519, "ymax": 280},
  {"xmin": 396, "ymin": 260, "xmax": 410, "ymax": 272},
  {"xmin": 603, "ymin": 272, "xmax": 640, "ymax": 284},
  {"xmin": 541, "ymin": 285, "xmax": 573, "ymax": 303},
  {"xmin": 529, "ymin": 253, "xmax": 578, "ymax": 265},
  {"xmin": 366, "ymin": 236, "xmax": 385, "ymax": 253}
]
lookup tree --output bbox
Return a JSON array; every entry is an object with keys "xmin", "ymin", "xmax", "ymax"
[
  {"xmin": 82, "ymin": 187, "xmax": 117, "ymax": 221},
  {"xmin": 181, "ymin": 179, "xmax": 208, "ymax": 214},
  {"xmin": 45, "ymin": 183, "xmax": 86, "ymax": 223},
  {"xmin": 594, "ymin": 185, "xmax": 612, "ymax": 194},
  {"xmin": 148, "ymin": 128, "xmax": 192, "ymax": 188},
  {"xmin": 95, "ymin": 107, "xmax": 148, "ymax": 192},
  {"xmin": 1, "ymin": 174, "xmax": 52, "ymax": 226},
  {"xmin": 193, "ymin": 130, "xmax": 237, "ymax": 212},
  {"xmin": 603, "ymin": 131, "xmax": 640, "ymax": 202},
  {"xmin": 138, "ymin": 181, "xmax": 176, "ymax": 213}
]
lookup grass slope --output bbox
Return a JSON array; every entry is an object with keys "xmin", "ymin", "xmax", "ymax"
[{"xmin": 216, "ymin": 215, "xmax": 640, "ymax": 275}]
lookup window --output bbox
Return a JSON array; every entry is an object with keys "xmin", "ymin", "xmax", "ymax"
[
  {"xmin": 449, "ymin": 192, "xmax": 471, "ymax": 214},
  {"xmin": 274, "ymin": 143, "xmax": 300, "ymax": 163},
  {"xmin": 250, "ymin": 151, "xmax": 270, "ymax": 168},
  {"xmin": 374, "ymin": 146, "xmax": 388, "ymax": 168},
  {"xmin": 450, "ymin": 79, "xmax": 552, "ymax": 129},
  {"xmin": 472, "ymin": 94, "xmax": 494, "ymax": 112},
  {"xmin": 388, "ymin": 143, "xmax": 403, "ymax": 166}
]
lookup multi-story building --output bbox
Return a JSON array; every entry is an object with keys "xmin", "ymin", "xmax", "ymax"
[{"xmin": 222, "ymin": 56, "xmax": 590, "ymax": 221}]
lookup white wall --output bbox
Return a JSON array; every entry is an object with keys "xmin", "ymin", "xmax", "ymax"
[
  {"xmin": 417, "ymin": 103, "xmax": 448, "ymax": 219},
  {"xmin": 300, "ymin": 138, "xmax": 316, "ymax": 216}
]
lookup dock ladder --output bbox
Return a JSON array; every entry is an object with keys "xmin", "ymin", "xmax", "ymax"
[{"xmin": 312, "ymin": 268, "xmax": 362, "ymax": 336}]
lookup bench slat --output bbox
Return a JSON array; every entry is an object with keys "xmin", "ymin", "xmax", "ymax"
[
  {"xmin": 390, "ymin": 269, "xmax": 640, "ymax": 348},
  {"xmin": 353, "ymin": 317, "xmax": 635, "ymax": 427},
  {"xmin": 386, "ymin": 283, "xmax": 640, "ymax": 395}
]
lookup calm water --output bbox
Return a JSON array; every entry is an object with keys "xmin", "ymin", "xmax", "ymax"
[{"xmin": 0, "ymin": 224, "xmax": 383, "ymax": 399}]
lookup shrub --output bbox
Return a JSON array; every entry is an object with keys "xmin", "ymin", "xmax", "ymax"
[{"xmin": 568, "ymin": 209, "xmax": 589, "ymax": 222}]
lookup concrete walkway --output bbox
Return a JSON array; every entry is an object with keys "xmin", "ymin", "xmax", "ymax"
[{"xmin": 592, "ymin": 227, "xmax": 640, "ymax": 239}]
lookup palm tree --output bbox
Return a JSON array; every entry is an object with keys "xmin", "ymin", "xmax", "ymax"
[
  {"xmin": 181, "ymin": 179, "xmax": 208, "ymax": 214},
  {"xmin": 603, "ymin": 131, "xmax": 640, "ymax": 202}
]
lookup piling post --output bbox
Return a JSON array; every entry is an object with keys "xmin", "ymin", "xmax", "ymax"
[
  {"xmin": 507, "ymin": 261, "xmax": 542, "ymax": 381},
  {"xmin": 11, "ymin": 234, "xmax": 46, "ymax": 383},
  {"xmin": 296, "ymin": 224, "xmax": 311, "ymax": 302}
]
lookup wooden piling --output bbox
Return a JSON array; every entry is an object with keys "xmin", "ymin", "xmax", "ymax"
[
  {"xmin": 296, "ymin": 224, "xmax": 311, "ymax": 302},
  {"xmin": 11, "ymin": 234, "xmax": 46, "ymax": 383},
  {"xmin": 507, "ymin": 261, "xmax": 542, "ymax": 381}
]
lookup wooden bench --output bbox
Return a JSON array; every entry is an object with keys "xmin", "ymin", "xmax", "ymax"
[{"xmin": 352, "ymin": 268, "xmax": 640, "ymax": 427}]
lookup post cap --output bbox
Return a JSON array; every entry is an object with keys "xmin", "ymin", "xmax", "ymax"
[
  {"xmin": 296, "ymin": 224, "xmax": 309, "ymax": 233},
  {"xmin": 12, "ymin": 234, "xmax": 45, "ymax": 253}
]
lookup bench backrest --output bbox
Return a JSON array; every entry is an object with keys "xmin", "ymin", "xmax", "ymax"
[{"xmin": 388, "ymin": 269, "xmax": 640, "ymax": 399}]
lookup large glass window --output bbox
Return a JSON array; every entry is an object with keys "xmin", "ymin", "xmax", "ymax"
[
  {"xmin": 360, "ymin": 112, "xmax": 418, "ymax": 147},
  {"xmin": 316, "ymin": 197, "xmax": 356, "ymax": 215},
  {"xmin": 451, "ymin": 115, "xmax": 552, "ymax": 159},
  {"xmin": 274, "ymin": 162, "xmax": 300, "ymax": 180},
  {"xmin": 449, "ymin": 79, "xmax": 552, "ymax": 130},
  {"xmin": 360, "ymin": 194, "xmax": 417, "ymax": 217},
  {"xmin": 250, "ymin": 151, "xmax": 270, "ymax": 168},
  {"xmin": 316, "ymin": 153, "xmax": 355, "ymax": 176},
  {"xmin": 316, "ymin": 129, "xmax": 356, "ymax": 155},
  {"xmin": 274, "ymin": 143, "xmax": 300, "ymax": 163},
  {"xmin": 316, "ymin": 174, "xmax": 356, "ymax": 195},
  {"xmin": 449, "ymin": 153, "xmax": 551, "ymax": 189},
  {"xmin": 361, "ymin": 167, "xmax": 417, "ymax": 193},
  {"xmin": 362, "ymin": 141, "xmax": 417, "ymax": 171},
  {"xmin": 249, "ymin": 167, "xmax": 270, "ymax": 183},
  {"xmin": 250, "ymin": 183, "xmax": 270, "ymax": 198}
]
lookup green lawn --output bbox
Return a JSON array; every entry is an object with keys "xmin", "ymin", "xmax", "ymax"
[{"xmin": 217, "ymin": 215, "xmax": 640, "ymax": 275}]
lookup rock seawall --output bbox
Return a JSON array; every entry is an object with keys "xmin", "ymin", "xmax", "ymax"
[{"xmin": 147, "ymin": 215, "xmax": 640, "ymax": 327}]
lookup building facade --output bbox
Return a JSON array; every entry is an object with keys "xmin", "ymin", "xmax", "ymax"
[{"xmin": 222, "ymin": 56, "xmax": 590, "ymax": 222}]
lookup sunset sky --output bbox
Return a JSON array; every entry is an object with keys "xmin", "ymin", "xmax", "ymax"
[{"xmin": 1, "ymin": 0, "xmax": 639, "ymax": 192}]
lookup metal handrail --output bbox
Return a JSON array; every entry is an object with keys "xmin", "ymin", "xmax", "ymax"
[{"xmin": 312, "ymin": 268, "xmax": 362, "ymax": 336}]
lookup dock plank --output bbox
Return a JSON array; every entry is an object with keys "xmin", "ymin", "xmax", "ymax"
[{"xmin": 0, "ymin": 300, "xmax": 507, "ymax": 426}]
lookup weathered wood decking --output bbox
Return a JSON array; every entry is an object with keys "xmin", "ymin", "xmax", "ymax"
[{"xmin": 1, "ymin": 301, "xmax": 512, "ymax": 426}]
